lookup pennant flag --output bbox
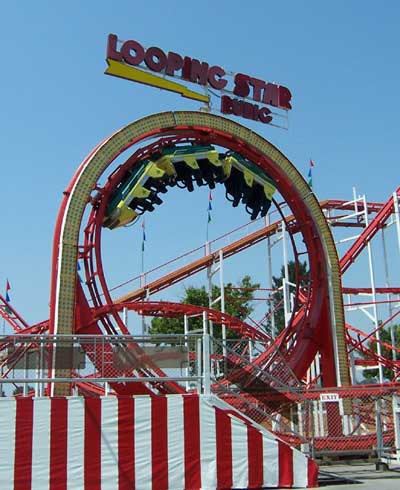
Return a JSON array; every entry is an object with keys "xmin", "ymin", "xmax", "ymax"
[
  {"xmin": 307, "ymin": 159, "xmax": 315, "ymax": 188},
  {"xmin": 5, "ymin": 280, "xmax": 11, "ymax": 303},
  {"xmin": 208, "ymin": 191, "xmax": 213, "ymax": 223},
  {"xmin": 5, "ymin": 279, "xmax": 12, "ymax": 314},
  {"xmin": 142, "ymin": 219, "xmax": 146, "ymax": 252}
]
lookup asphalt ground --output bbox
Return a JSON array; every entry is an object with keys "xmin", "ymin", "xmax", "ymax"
[{"xmin": 317, "ymin": 463, "xmax": 400, "ymax": 489}]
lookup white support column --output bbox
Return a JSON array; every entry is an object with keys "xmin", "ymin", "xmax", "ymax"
[
  {"xmin": 314, "ymin": 354, "xmax": 322, "ymax": 388},
  {"xmin": 37, "ymin": 339, "xmax": 46, "ymax": 398},
  {"xmin": 266, "ymin": 214, "xmax": 276, "ymax": 338},
  {"xmin": 363, "ymin": 195, "xmax": 384, "ymax": 383},
  {"xmin": 312, "ymin": 401, "xmax": 320, "ymax": 437},
  {"xmin": 353, "ymin": 186, "xmax": 359, "ymax": 217},
  {"xmin": 393, "ymin": 395, "xmax": 400, "ymax": 463},
  {"xmin": 219, "ymin": 250, "xmax": 227, "ymax": 359},
  {"xmin": 35, "ymin": 339, "xmax": 41, "ymax": 397},
  {"xmin": 196, "ymin": 338, "xmax": 202, "ymax": 394},
  {"xmin": 184, "ymin": 315, "xmax": 189, "ymax": 391},
  {"xmin": 249, "ymin": 340, "xmax": 254, "ymax": 362},
  {"xmin": 40, "ymin": 340, "xmax": 45, "ymax": 397},
  {"xmin": 202, "ymin": 311, "xmax": 210, "ymax": 394},
  {"xmin": 202, "ymin": 311, "xmax": 208, "ymax": 336},
  {"xmin": 381, "ymin": 227, "xmax": 396, "ymax": 361},
  {"xmin": 393, "ymin": 191, "xmax": 400, "ymax": 259},
  {"xmin": 349, "ymin": 351, "xmax": 358, "ymax": 386},
  {"xmin": 375, "ymin": 399, "xmax": 384, "ymax": 459},
  {"xmin": 314, "ymin": 356, "xmax": 325, "ymax": 436},
  {"xmin": 393, "ymin": 191, "xmax": 400, "ymax": 363},
  {"xmin": 205, "ymin": 241, "xmax": 214, "ymax": 338},
  {"xmin": 203, "ymin": 333, "xmax": 211, "ymax": 394},
  {"xmin": 297, "ymin": 403, "xmax": 304, "ymax": 437},
  {"xmin": 340, "ymin": 399, "xmax": 351, "ymax": 436},
  {"xmin": 140, "ymin": 273, "xmax": 146, "ymax": 335},
  {"xmin": 123, "ymin": 307, "xmax": 128, "ymax": 329},
  {"xmin": 23, "ymin": 346, "xmax": 28, "ymax": 397},
  {"xmin": 282, "ymin": 221, "xmax": 291, "ymax": 327}
]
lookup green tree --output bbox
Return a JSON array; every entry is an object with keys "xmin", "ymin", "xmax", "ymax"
[
  {"xmin": 267, "ymin": 260, "xmax": 309, "ymax": 336},
  {"xmin": 149, "ymin": 275, "xmax": 260, "ymax": 337},
  {"xmin": 362, "ymin": 324, "xmax": 400, "ymax": 381}
]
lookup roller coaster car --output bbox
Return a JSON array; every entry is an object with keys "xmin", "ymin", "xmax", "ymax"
[
  {"xmin": 222, "ymin": 153, "xmax": 276, "ymax": 220},
  {"xmin": 103, "ymin": 160, "xmax": 169, "ymax": 230},
  {"xmin": 102, "ymin": 145, "xmax": 276, "ymax": 229},
  {"xmin": 103, "ymin": 145, "xmax": 223, "ymax": 229},
  {"xmin": 156, "ymin": 144, "xmax": 225, "ymax": 191}
]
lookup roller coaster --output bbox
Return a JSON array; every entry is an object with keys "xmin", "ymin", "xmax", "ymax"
[
  {"xmin": 103, "ymin": 144, "xmax": 275, "ymax": 229},
  {"xmin": 1, "ymin": 111, "xmax": 400, "ymax": 462}
]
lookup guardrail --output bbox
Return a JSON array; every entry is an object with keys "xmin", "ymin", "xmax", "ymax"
[{"xmin": 0, "ymin": 333, "xmax": 209, "ymax": 396}]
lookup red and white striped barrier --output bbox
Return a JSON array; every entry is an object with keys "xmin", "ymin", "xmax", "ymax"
[{"xmin": 0, "ymin": 395, "xmax": 318, "ymax": 489}]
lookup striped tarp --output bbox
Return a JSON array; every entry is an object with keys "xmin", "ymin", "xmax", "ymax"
[{"xmin": 0, "ymin": 395, "xmax": 318, "ymax": 489}]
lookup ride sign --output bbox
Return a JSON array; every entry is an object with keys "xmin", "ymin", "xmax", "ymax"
[{"xmin": 105, "ymin": 34, "xmax": 292, "ymax": 127}]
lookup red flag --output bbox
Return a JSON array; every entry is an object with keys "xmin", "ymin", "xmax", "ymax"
[
  {"xmin": 209, "ymin": 191, "xmax": 213, "ymax": 201},
  {"xmin": 309, "ymin": 159, "xmax": 315, "ymax": 167}
]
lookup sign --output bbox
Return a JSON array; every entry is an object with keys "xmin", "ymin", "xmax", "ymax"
[
  {"xmin": 105, "ymin": 34, "xmax": 292, "ymax": 128},
  {"xmin": 319, "ymin": 393, "xmax": 340, "ymax": 403}
]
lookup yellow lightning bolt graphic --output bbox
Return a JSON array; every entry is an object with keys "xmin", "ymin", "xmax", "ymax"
[{"xmin": 105, "ymin": 59, "xmax": 210, "ymax": 104}]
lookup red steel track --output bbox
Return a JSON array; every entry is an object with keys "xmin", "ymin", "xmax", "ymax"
[
  {"xmin": 72, "ymin": 124, "xmax": 341, "ymax": 393},
  {"xmin": 2, "ymin": 193, "xmax": 400, "ymax": 391},
  {"xmin": 1, "ymin": 114, "xmax": 399, "ymax": 402}
]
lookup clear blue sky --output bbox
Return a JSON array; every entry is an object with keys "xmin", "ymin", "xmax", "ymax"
[{"xmin": 1, "ymin": 1, "xmax": 399, "ymax": 325}]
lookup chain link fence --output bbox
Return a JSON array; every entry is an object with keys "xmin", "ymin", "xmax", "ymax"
[
  {"xmin": 0, "ymin": 334, "xmax": 204, "ymax": 395},
  {"xmin": 209, "ymin": 338, "xmax": 400, "ymax": 461},
  {"xmin": 298, "ymin": 387, "xmax": 399, "ymax": 462},
  {"xmin": 1, "ymin": 334, "xmax": 400, "ymax": 462}
]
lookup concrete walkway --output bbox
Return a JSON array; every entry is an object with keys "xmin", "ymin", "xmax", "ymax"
[{"xmin": 317, "ymin": 464, "xmax": 400, "ymax": 489}]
